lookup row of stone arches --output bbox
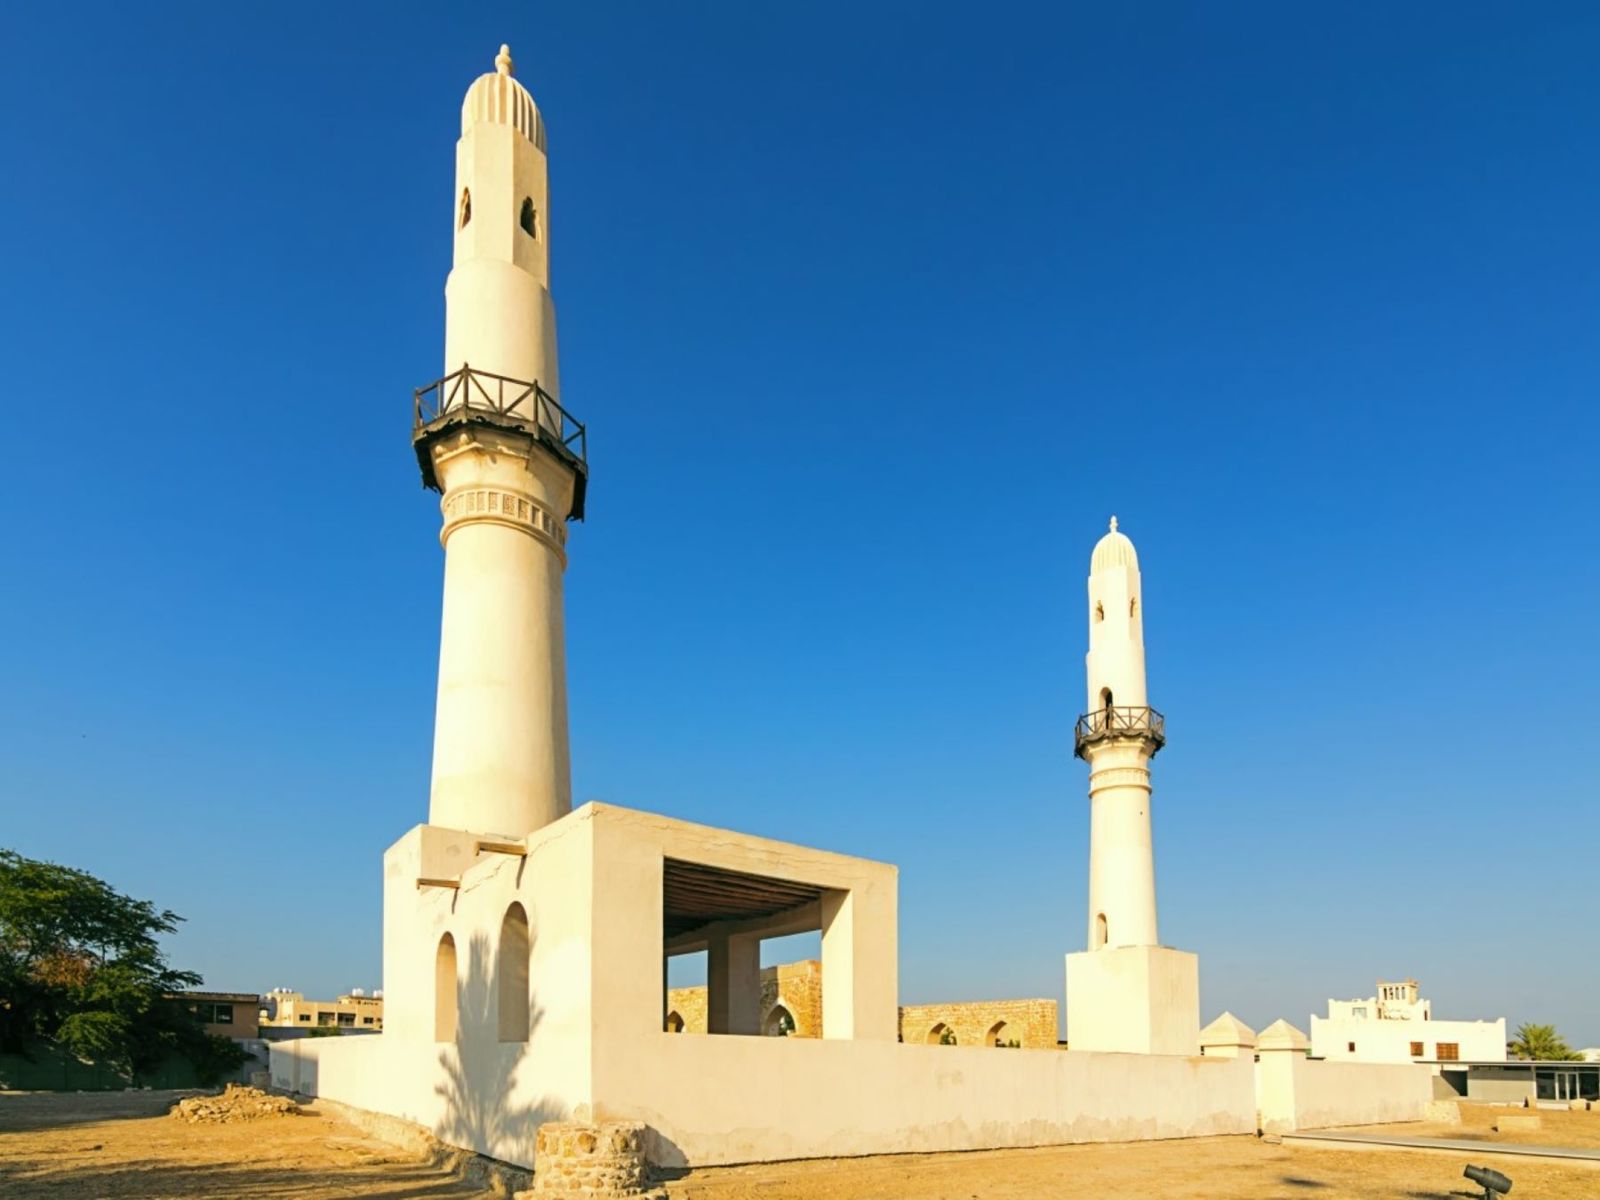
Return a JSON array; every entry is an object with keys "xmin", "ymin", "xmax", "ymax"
[
  {"xmin": 662, "ymin": 1002, "xmax": 798, "ymax": 1037},
  {"xmin": 433, "ymin": 902, "xmax": 531, "ymax": 1043},
  {"xmin": 924, "ymin": 1019, "xmax": 1016, "ymax": 1047}
]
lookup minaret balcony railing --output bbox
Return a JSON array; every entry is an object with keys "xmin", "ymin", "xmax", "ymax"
[
  {"xmin": 412, "ymin": 364, "xmax": 588, "ymax": 519},
  {"xmin": 1073, "ymin": 705, "xmax": 1166, "ymax": 759}
]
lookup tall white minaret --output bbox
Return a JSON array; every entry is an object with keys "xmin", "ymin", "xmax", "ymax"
[
  {"xmin": 412, "ymin": 45, "xmax": 587, "ymax": 838},
  {"xmin": 1079, "ymin": 515, "xmax": 1162, "ymax": 950},
  {"xmin": 1065, "ymin": 517, "xmax": 1198, "ymax": 1056}
]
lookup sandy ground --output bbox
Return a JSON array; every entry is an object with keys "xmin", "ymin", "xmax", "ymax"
[
  {"xmin": 0, "ymin": 1090, "xmax": 486, "ymax": 1199},
  {"xmin": 2, "ymin": 1091, "xmax": 1597, "ymax": 1199},
  {"xmin": 667, "ymin": 1124, "xmax": 1599, "ymax": 1199},
  {"xmin": 1379, "ymin": 1100, "xmax": 1600, "ymax": 1149}
]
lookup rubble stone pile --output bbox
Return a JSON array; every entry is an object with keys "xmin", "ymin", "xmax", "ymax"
[{"xmin": 170, "ymin": 1084, "xmax": 299, "ymax": 1124}]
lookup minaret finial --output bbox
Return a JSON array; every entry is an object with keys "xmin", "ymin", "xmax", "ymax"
[
  {"xmin": 1109, "ymin": 515, "xmax": 1118, "ymax": 532},
  {"xmin": 496, "ymin": 44, "xmax": 514, "ymax": 76}
]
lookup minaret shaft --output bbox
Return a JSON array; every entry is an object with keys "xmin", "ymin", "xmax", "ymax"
[
  {"xmin": 1084, "ymin": 744, "xmax": 1158, "ymax": 949},
  {"xmin": 418, "ymin": 47, "xmax": 579, "ymax": 838},
  {"xmin": 428, "ymin": 438, "xmax": 573, "ymax": 835},
  {"xmin": 1065, "ymin": 518, "xmax": 1197, "ymax": 1057},
  {"xmin": 1080, "ymin": 519, "xmax": 1160, "ymax": 951}
]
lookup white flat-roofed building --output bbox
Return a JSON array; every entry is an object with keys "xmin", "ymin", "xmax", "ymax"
[{"xmin": 1309, "ymin": 979, "xmax": 1505, "ymax": 1064}]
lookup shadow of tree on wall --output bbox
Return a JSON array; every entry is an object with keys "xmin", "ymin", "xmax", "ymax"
[{"xmin": 431, "ymin": 926, "xmax": 561, "ymax": 1168}]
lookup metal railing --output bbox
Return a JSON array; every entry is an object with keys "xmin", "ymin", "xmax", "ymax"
[
  {"xmin": 1073, "ymin": 705, "xmax": 1166, "ymax": 758},
  {"xmin": 413, "ymin": 364, "xmax": 587, "ymax": 469},
  {"xmin": 412, "ymin": 364, "xmax": 589, "ymax": 519}
]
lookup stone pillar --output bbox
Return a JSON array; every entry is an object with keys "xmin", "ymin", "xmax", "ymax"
[
  {"xmin": 1255, "ymin": 1018, "xmax": 1310, "ymax": 1135},
  {"xmin": 821, "ymin": 885, "xmax": 899, "ymax": 1041},
  {"xmin": 706, "ymin": 932, "xmax": 760, "ymax": 1035}
]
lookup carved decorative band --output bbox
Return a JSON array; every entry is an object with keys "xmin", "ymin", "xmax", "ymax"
[
  {"xmin": 440, "ymin": 487, "xmax": 567, "ymax": 558},
  {"xmin": 1088, "ymin": 766, "xmax": 1151, "ymax": 793}
]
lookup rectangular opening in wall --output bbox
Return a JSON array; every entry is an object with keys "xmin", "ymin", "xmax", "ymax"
[
  {"xmin": 1410, "ymin": 1041, "xmax": 1424, "ymax": 1057},
  {"xmin": 758, "ymin": 931, "xmax": 822, "ymax": 1038},
  {"xmin": 661, "ymin": 858, "xmax": 827, "ymax": 1038},
  {"xmin": 1436, "ymin": 1042, "xmax": 1460, "ymax": 1061},
  {"xmin": 664, "ymin": 949, "xmax": 707, "ymax": 1033}
]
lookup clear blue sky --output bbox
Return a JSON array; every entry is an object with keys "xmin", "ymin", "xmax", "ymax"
[{"xmin": 3, "ymin": 3, "xmax": 1596, "ymax": 1044}]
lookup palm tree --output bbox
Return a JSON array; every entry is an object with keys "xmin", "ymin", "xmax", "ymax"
[{"xmin": 1508, "ymin": 1022, "xmax": 1581, "ymax": 1061}]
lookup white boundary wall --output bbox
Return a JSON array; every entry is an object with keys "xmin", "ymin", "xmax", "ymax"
[
  {"xmin": 604, "ymin": 1037, "xmax": 1255, "ymax": 1166},
  {"xmin": 273, "ymin": 1034, "xmax": 1257, "ymax": 1168},
  {"xmin": 1257, "ymin": 1053, "xmax": 1433, "ymax": 1135}
]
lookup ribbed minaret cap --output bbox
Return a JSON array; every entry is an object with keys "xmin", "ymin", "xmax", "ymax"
[
  {"xmin": 1090, "ymin": 515, "xmax": 1139, "ymax": 573},
  {"xmin": 461, "ymin": 42, "xmax": 546, "ymax": 150}
]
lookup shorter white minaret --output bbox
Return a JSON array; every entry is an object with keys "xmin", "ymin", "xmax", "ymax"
[
  {"xmin": 1081, "ymin": 516, "xmax": 1160, "ymax": 951},
  {"xmin": 1065, "ymin": 518, "xmax": 1199, "ymax": 1056}
]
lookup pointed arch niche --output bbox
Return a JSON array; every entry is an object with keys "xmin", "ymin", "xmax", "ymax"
[
  {"xmin": 498, "ymin": 902, "xmax": 531, "ymax": 1041},
  {"xmin": 434, "ymin": 933, "xmax": 458, "ymax": 1043}
]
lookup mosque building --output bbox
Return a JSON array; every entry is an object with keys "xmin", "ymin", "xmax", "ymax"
[{"xmin": 270, "ymin": 43, "xmax": 1440, "ymax": 1181}]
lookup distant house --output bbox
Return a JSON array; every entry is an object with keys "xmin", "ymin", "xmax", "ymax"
[
  {"xmin": 1308, "ymin": 978, "xmax": 1505, "ymax": 1065},
  {"xmin": 171, "ymin": 991, "xmax": 261, "ymax": 1040},
  {"xmin": 259, "ymin": 989, "xmax": 384, "ymax": 1037}
]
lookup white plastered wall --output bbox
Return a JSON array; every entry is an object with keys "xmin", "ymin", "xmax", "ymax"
[
  {"xmin": 274, "ymin": 810, "xmax": 600, "ymax": 1164},
  {"xmin": 1256, "ymin": 1052, "xmax": 1434, "ymax": 1134},
  {"xmin": 615, "ymin": 1037, "xmax": 1257, "ymax": 1168}
]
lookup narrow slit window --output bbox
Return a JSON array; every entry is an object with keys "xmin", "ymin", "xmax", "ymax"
[{"xmin": 520, "ymin": 197, "xmax": 537, "ymax": 238}]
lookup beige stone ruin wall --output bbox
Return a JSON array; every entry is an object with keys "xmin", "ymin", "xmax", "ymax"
[
  {"xmin": 664, "ymin": 960, "xmax": 823, "ymax": 1037},
  {"xmin": 667, "ymin": 965, "xmax": 1055, "ymax": 1048},
  {"xmin": 897, "ymin": 999, "xmax": 1059, "ymax": 1049},
  {"xmin": 664, "ymin": 985, "xmax": 707, "ymax": 1034},
  {"xmin": 761, "ymin": 960, "xmax": 821, "ymax": 1036}
]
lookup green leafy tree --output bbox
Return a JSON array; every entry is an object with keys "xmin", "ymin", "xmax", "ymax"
[
  {"xmin": 1508, "ymin": 1022, "xmax": 1582, "ymax": 1062},
  {"xmin": 0, "ymin": 849, "xmax": 243, "ymax": 1082}
]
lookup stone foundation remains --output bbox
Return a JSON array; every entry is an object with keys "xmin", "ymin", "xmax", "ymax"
[{"xmin": 526, "ymin": 1122, "xmax": 665, "ymax": 1199}]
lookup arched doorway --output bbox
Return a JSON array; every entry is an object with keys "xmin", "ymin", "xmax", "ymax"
[
  {"xmin": 763, "ymin": 1004, "xmax": 796, "ymax": 1037},
  {"xmin": 986, "ymin": 1020, "xmax": 1012, "ymax": 1048},
  {"xmin": 927, "ymin": 1022, "xmax": 956, "ymax": 1045},
  {"xmin": 664, "ymin": 1011, "xmax": 684, "ymax": 1033}
]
